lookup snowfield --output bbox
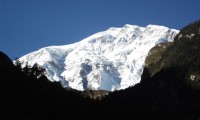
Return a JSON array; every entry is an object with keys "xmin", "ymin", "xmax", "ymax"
[{"xmin": 19, "ymin": 24, "xmax": 179, "ymax": 91}]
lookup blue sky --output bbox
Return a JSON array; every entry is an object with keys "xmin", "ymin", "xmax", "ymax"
[{"xmin": 0, "ymin": 0, "xmax": 200, "ymax": 59}]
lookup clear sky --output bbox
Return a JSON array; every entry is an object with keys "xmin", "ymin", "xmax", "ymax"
[{"xmin": 0, "ymin": 0, "xmax": 200, "ymax": 59}]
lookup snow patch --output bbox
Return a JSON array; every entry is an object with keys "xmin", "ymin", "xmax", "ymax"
[{"xmin": 18, "ymin": 24, "xmax": 179, "ymax": 91}]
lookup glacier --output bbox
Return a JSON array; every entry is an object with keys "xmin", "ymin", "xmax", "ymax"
[{"xmin": 19, "ymin": 24, "xmax": 179, "ymax": 91}]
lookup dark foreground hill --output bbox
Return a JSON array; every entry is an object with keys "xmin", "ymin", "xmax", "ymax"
[{"xmin": 1, "ymin": 20, "xmax": 200, "ymax": 120}]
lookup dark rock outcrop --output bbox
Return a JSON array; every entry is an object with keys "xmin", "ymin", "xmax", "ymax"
[
  {"xmin": 139, "ymin": 20, "xmax": 200, "ymax": 118},
  {"xmin": 144, "ymin": 20, "xmax": 200, "ymax": 88}
]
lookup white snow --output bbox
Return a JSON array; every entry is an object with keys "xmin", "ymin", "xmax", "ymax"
[{"xmin": 18, "ymin": 24, "xmax": 179, "ymax": 91}]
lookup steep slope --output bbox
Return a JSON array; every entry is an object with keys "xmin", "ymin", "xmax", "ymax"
[
  {"xmin": 145, "ymin": 20, "xmax": 200, "ymax": 86},
  {"xmin": 137, "ymin": 20, "xmax": 200, "ymax": 118},
  {"xmin": 19, "ymin": 24, "xmax": 178, "ymax": 91}
]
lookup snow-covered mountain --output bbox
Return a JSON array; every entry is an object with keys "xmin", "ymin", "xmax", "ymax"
[{"xmin": 19, "ymin": 24, "xmax": 179, "ymax": 91}]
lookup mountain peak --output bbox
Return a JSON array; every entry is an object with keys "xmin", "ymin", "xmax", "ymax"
[
  {"xmin": 107, "ymin": 27, "xmax": 121, "ymax": 32},
  {"xmin": 18, "ymin": 24, "xmax": 179, "ymax": 91},
  {"xmin": 123, "ymin": 24, "xmax": 140, "ymax": 28}
]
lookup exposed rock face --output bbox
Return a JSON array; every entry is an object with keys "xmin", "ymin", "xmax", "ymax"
[
  {"xmin": 129, "ymin": 20, "xmax": 200, "ymax": 118},
  {"xmin": 144, "ymin": 20, "xmax": 200, "ymax": 88},
  {"xmin": 144, "ymin": 42, "xmax": 172, "ymax": 76}
]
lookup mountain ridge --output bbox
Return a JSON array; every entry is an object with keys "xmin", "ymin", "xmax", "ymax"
[
  {"xmin": 18, "ymin": 24, "xmax": 179, "ymax": 91},
  {"xmin": 1, "ymin": 20, "xmax": 200, "ymax": 119}
]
